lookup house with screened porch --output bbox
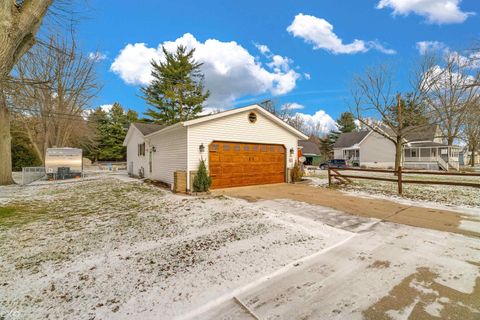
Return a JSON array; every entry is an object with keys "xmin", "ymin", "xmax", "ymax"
[{"xmin": 333, "ymin": 124, "xmax": 461, "ymax": 171}]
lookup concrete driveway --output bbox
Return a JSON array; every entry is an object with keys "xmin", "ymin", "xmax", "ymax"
[
  {"xmin": 213, "ymin": 183, "xmax": 480, "ymax": 238},
  {"xmin": 195, "ymin": 183, "xmax": 480, "ymax": 319}
]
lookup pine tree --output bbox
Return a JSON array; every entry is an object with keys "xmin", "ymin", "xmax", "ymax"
[
  {"xmin": 86, "ymin": 103, "xmax": 138, "ymax": 162},
  {"xmin": 322, "ymin": 112, "xmax": 357, "ymax": 159},
  {"xmin": 141, "ymin": 45, "xmax": 210, "ymax": 125},
  {"xmin": 336, "ymin": 112, "xmax": 357, "ymax": 133},
  {"xmin": 193, "ymin": 160, "xmax": 212, "ymax": 192}
]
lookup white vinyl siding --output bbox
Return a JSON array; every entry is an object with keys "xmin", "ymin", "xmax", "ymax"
[
  {"xmin": 187, "ymin": 110, "xmax": 299, "ymax": 176},
  {"xmin": 126, "ymin": 128, "xmax": 148, "ymax": 177},
  {"xmin": 359, "ymin": 131, "xmax": 396, "ymax": 168},
  {"xmin": 333, "ymin": 148, "xmax": 343, "ymax": 159},
  {"xmin": 147, "ymin": 126, "xmax": 187, "ymax": 186}
]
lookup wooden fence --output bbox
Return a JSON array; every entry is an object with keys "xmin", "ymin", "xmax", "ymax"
[{"xmin": 328, "ymin": 167, "xmax": 480, "ymax": 195}]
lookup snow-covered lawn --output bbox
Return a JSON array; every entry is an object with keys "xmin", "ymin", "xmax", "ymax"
[
  {"xmin": 309, "ymin": 169, "xmax": 480, "ymax": 209},
  {"xmin": 0, "ymin": 178, "xmax": 347, "ymax": 319},
  {"xmin": 0, "ymin": 176, "xmax": 478, "ymax": 319}
]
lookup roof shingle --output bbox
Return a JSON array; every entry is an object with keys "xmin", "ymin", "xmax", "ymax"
[{"xmin": 132, "ymin": 122, "xmax": 166, "ymax": 136}]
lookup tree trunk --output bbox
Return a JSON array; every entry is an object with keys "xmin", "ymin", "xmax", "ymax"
[
  {"xmin": 0, "ymin": 91, "xmax": 14, "ymax": 184},
  {"xmin": 471, "ymin": 145, "xmax": 476, "ymax": 167},
  {"xmin": 394, "ymin": 138, "xmax": 402, "ymax": 172}
]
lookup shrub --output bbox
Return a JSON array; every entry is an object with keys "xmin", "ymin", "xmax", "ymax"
[
  {"xmin": 193, "ymin": 160, "xmax": 212, "ymax": 192},
  {"xmin": 291, "ymin": 161, "xmax": 304, "ymax": 183}
]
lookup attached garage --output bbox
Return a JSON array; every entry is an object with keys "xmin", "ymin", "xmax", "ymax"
[
  {"xmin": 209, "ymin": 142, "xmax": 286, "ymax": 188},
  {"xmin": 123, "ymin": 104, "xmax": 308, "ymax": 191}
]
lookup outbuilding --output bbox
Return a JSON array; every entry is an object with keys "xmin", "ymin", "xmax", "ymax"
[{"xmin": 123, "ymin": 104, "xmax": 308, "ymax": 191}]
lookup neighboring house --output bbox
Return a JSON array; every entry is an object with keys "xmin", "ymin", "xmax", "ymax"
[
  {"xmin": 123, "ymin": 104, "xmax": 308, "ymax": 191},
  {"xmin": 333, "ymin": 125, "xmax": 462, "ymax": 171},
  {"xmin": 298, "ymin": 140, "xmax": 323, "ymax": 166},
  {"xmin": 460, "ymin": 148, "xmax": 480, "ymax": 166}
]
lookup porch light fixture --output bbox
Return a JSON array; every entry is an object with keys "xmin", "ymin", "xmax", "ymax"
[
  {"xmin": 199, "ymin": 143, "xmax": 205, "ymax": 153},
  {"xmin": 289, "ymin": 148, "xmax": 294, "ymax": 155},
  {"xmin": 151, "ymin": 146, "xmax": 156, "ymax": 152}
]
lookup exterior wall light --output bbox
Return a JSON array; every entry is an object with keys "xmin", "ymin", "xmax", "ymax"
[
  {"xmin": 290, "ymin": 147, "xmax": 294, "ymax": 155},
  {"xmin": 151, "ymin": 146, "xmax": 156, "ymax": 152},
  {"xmin": 199, "ymin": 143, "xmax": 205, "ymax": 153}
]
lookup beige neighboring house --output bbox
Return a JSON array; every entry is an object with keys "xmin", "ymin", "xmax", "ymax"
[
  {"xmin": 333, "ymin": 124, "xmax": 462, "ymax": 171},
  {"xmin": 123, "ymin": 104, "xmax": 308, "ymax": 191}
]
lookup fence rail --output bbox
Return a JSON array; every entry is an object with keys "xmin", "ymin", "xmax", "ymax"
[{"xmin": 328, "ymin": 167, "xmax": 480, "ymax": 195}]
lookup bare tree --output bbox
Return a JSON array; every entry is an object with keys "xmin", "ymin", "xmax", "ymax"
[
  {"xmin": 462, "ymin": 98, "xmax": 480, "ymax": 166},
  {"xmin": 260, "ymin": 100, "xmax": 307, "ymax": 132},
  {"xmin": 424, "ymin": 53, "xmax": 479, "ymax": 145},
  {"xmin": 0, "ymin": 0, "xmax": 53, "ymax": 184},
  {"xmin": 351, "ymin": 60, "xmax": 436, "ymax": 171},
  {"xmin": 11, "ymin": 34, "xmax": 99, "ymax": 162}
]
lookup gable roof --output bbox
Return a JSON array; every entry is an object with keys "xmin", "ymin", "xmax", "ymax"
[
  {"xmin": 403, "ymin": 124, "xmax": 439, "ymax": 142},
  {"xmin": 132, "ymin": 122, "xmax": 166, "ymax": 136},
  {"xmin": 299, "ymin": 140, "xmax": 321, "ymax": 155},
  {"xmin": 333, "ymin": 131, "xmax": 370, "ymax": 148},
  {"xmin": 334, "ymin": 124, "xmax": 441, "ymax": 149},
  {"xmin": 145, "ymin": 104, "xmax": 309, "ymax": 140}
]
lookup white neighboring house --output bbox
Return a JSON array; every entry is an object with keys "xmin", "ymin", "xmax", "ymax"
[
  {"xmin": 123, "ymin": 104, "xmax": 308, "ymax": 191},
  {"xmin": 333, "ymin": 124, "xmax": 462, "ymax": 171}
]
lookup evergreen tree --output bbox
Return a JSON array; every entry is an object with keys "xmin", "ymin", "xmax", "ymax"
[
  {"xmin": 193, "ymin": 160, "xmax": 212, "ymax": 192},
  {"xmin": 141, "ymin": 45, "xmax": 210, "ymax": 125},
  {"xmin": 322, "ymin": 112, "xmax": 358, "ymax": 159},
  {"xmin": 86, "ymin": 103, "xmax": 138, "ymax": 162},
  {"xmin": 336, "ymin": 112, "xmax": 357, "ymax": 133},
  {"xmin": 10, "ymin": 124, "xmax": 42, "ymax": 171}
]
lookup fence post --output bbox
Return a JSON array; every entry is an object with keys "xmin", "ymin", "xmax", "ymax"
[
  {"xmin": 397, "ymin": 166, "xmax": 403, "ymax": 195},
  {"xmin": 328, "ymin": 167, "xmax": 332, "ymax": 187}
]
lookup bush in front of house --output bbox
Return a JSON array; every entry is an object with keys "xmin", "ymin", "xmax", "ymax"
[
  {"xmin": 291, "ymin": 161, "xmax": 304, "ymax": 183},
  {"xmin": 193, "ymin": 160, "xmax": 212, "ymax": 192}
]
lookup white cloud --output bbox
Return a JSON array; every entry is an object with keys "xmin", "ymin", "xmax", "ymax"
[
  {"xmin": 110, "ymin": 33, "xmax": 301, "ymax": 107},
  {"xmin": 282, "ymin": 102, "xmax": 305, "ymax": 110},
  {"xmin": 416, "ymin": 41, "xmax": 447, "ymax": 55},
  {"xmin": 287, "ymin": 14, "xmax": 396, "ymax": 55},
  {"xmin": 416, "ymin": 42, "xmax": 480, "ymax": 69},
  {"xmin": 88, "ymin": 52, "xmax": 107, "ymax": 62},
  {"xmin": 295, "ymin": 110, "xmax": 338, "ymax": 135},
  {"xmin": 303, "ymin": 72, "xmax": 311, "ymax": 80},
  {"xmin": 377, "ymin": 0, "xmax": 474, "ymax": 24},
  {"xmin": 99, "ymin": 104, "xmax": 113, "ymax": 113},
  {"xmin": 254, "ymin": 43, "xmax": 271, "ymax": 55}
]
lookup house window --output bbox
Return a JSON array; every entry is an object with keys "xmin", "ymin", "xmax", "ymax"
[
  {"xmin": 138, "ymin": 143, "xmax": 145, "ymax": 156},
  {"xmin": 234, "ymin": 144, "xmax": 240, "ymax": 151},
  {"xmin": 411, "ymin": 149, "xmax": 417, "ymax": 157},
  {"xmin": 244, "ymin": 145, "xmax": 250, "ymax": 151}
]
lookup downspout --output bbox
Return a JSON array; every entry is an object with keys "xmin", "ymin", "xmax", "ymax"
[{"xmin": 186, "ymin": 125, "xmax": 190, "ymax": 192}]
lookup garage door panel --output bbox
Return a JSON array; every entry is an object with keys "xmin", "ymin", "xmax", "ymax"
[{"xmin": 209, "ymin": 141, "xmax": 285, "ymax": 189}]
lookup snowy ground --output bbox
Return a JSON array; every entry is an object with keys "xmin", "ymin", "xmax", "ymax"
[
  {"xmin": 0, "ymin": 176, "xmax": 479, "ymax": 319},
  {"xmin": 308, "ymin": 170, "xmax": 480, "ymax": 211}
]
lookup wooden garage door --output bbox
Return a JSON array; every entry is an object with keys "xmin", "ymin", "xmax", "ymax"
[{"xmin": 209, "ymin": 141, "xmax": 286, "ymax": 189}]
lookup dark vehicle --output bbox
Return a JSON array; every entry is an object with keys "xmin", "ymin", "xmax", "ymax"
[{"xmin": 319, "ymin": 159, "xmax": 347, "ymax": 170}]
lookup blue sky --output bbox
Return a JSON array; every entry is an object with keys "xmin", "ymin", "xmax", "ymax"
[{"xmin": 74, "ymin": 0, "xmax": 479, "ymax": 130}]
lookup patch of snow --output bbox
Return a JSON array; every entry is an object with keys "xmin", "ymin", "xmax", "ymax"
[
  {"xmin": 459, "ymin": 220, "xmax": 480, "ymax": 233},
  {"xmin": 424, "ymin": 299, "xmax": 444, "ymax": 317},
  {"xmin": 386, "ymin": 298, "xmax": 419, "ymax": 320}
]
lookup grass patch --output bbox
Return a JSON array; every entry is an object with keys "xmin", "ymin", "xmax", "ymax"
[{"xmin": 0, "ymin": 203, "xmax": 49, "ymax": 228}]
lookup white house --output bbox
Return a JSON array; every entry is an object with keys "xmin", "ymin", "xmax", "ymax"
[
  {"xmin": 123, "ymin": 104, "xmax": 308, "ymax": 191},
  {"xmin": 333, "ymin": 125, "xmax": 462, "ymax": 171}
]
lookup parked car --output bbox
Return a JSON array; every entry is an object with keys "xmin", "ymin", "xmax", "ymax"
[{"xmin": 319, "ymin": 159, "xmax": 347, "ymax": 170}]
